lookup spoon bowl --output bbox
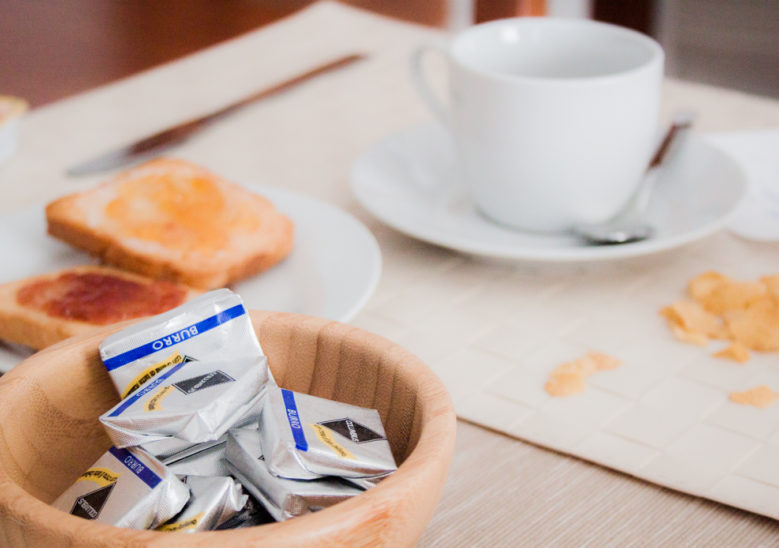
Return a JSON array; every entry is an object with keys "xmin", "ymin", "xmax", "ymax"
[{"xmin": 575, "ymin": 220, "xmax": 654, "ymax": 245}]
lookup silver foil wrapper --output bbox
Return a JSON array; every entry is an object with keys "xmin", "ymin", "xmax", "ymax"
[
  {"xmin": 52, "ymin": 446, "xmax": 189, "ymax": 529},
  {"xmin": 259, "ymin": 387, "xmax": 397, "ymax": 480},
  {"xmin": 214, "ymin": 494, "xmax": 276, "ymax": 529},
  {"xmin": 99, "ymin": 289, "xmax": 272, "ymax": 399},
  {"xmin": 166, "ymin": 440, "xmax": 230, "ymax": 478},
  {"xmin": 99, "ymin": 354, "xmax": 269, "ymax": 448},
  {"xmin": 142, "ymin": 436, "xmax": 206, "ymax": 461},
  {"xmin": 342, "ymin": 474, "xmax": 390, "ymax": 490},
  {"xmin": 225, "ymin": 427, "xmax": 362, "ymax": 522},
  {"xmin": 157, "ymin": 475, "xmax": 247, "ymax": 532},
  {"xmin": 143, "ymin": 402, "xmax": 261, "ymax": 461}
]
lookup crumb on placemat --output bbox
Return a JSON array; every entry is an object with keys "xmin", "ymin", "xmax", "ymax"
[
  {"xmin": 729, "ymin": 385, "xmax": 778, "ymax": 408},
  {"xmin": 545, "ymin": 351, "xmax": 621, "ymax": 397},
  {"xmin": 660, "ymin": 271, "xmax": 779, "ymax": 363},
  {"xmin": 713, "ymin": 342, "xmax": 750, "ymax": 364}
]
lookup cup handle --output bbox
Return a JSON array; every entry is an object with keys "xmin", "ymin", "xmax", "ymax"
[{"xmin": 410, "ymin": 40, "xmax": 451, "ymax": 126}]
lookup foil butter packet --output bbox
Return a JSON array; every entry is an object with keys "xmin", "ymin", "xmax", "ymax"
[
  {"xmin": 259, "ymin": 387, "xmax": 397, "ymax": 480},
  {"xmin": 166, "ymin": 439, "xmax": 231, "ymax": 478},
  {"xmin": 99, "ymin": 289, "xmax": 270, "ymax": 399},
  {"xmin": 157, "ymin": 475, "xmax": 247, "ymax": 533},
  {"xmin": 225, "ymin": 427, "xmax": 362, "ymax": 522},
  {"xmin": 52, "ymin": 446, "xmax": 189, "ymax": 530},
  {"xmin": 214, "ymin": 494, "xmax": 276, "ymax": 529},
  {"xmin": 99, "ymin": 353, "xmax": 269, "ymax": 448},
  {"xmin": 147, "ymin": 435, "xmax": 226, "ymax": 463},
  {"xmin": 145, "ymin": 407, "xmax": 259, "ymax": 461}
]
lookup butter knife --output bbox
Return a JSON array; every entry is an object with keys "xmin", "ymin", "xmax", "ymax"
[{"xmin": 67, "ymin": 53, "xmax": 366, "ymax": 176}]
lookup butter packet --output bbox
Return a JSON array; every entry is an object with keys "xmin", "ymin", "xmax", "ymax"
[
  {"xmin": 52, "ymin": 446, "xmax": 189, "ymax": 529},
  {"xmin": 99, "ymin": 354, "xmax": 269, "ymax": 448},
  {"xmin": 341, "ymin": 474, "xmax": 390, "ymax": 490},
  {"xmin": 143, "ymin": 404, "xmax": 259, "ymax": 461},
  {"xmin": 166, "ymin": 439, "xmax": 230, "ymax": 478},
  {"xmin": 99, "ymin": 288, "xmax": 270, "ymax": 399},
  {"xmin": 225, "ymin": 427, "xmax": 362, "ymax": 522},
  {"xmin": 215, "ymin": 494, "xmax": 276, "ymax": 529},
  {"xmin": 259, "ymin": 387, "xmax": 396, "ymax": 480},
  {"xmin": 143, "ymin": 436, "xmax": 223, "ymax": 462},
  {"xmin": 157, "ymin": 475, "xmax": 247, "ymax": 533}
]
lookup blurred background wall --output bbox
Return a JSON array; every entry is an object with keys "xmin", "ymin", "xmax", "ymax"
[
  {"xmin": 1, "ymin": 0, "xmax": 777, "ymax": 107},
  {"xmin": 654, "ymin": 0, "xmax": 779, "ymax": 99}
]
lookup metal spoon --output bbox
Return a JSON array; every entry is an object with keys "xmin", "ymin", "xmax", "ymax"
[{"xmin": 572, "ymin": 113, "xmax": 694, "ymax": 245}]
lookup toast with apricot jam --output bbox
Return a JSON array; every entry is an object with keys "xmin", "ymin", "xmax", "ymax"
[
  {"xmin": 0, "ymin": 265, "xmax": 200, "ymax": 350},
  {"xmin": 46, "ymin": 158, "xmax": 294, "ymax": 289}
]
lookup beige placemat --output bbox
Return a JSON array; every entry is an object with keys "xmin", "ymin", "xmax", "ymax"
[{"xmin": 356, "ymin": 225, "xmax": 779, "ymax": 518}]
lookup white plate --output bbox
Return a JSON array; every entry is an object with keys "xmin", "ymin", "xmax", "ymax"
[
  {"xmin": 0, "ymin": 185, "xmax": 381, "ymax": 373},
  {"xmin": 351, "ymin": 123, "xmax": 747, "ymax": 262}
]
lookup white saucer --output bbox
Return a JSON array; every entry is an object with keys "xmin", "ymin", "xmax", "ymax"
[
  {"xmin": 351, "ymin": 123, "xmax": 747, "ymax": 262},
  {"xmin": 0, "ymin": 185, "xmax": 381, "ymax": 373}
]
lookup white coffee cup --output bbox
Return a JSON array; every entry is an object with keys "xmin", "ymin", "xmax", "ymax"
[{"xmin": 411, "ymin": 17, "xmax": 664, "ymax": 233}]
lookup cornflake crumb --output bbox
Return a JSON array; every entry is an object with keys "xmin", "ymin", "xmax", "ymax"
[
  {"xmin": 713, "ymin": 342, "xmax": 750, "ymax": 364},
  {"xmin": 660, "ymin": 271, "xmax": 779, "ymax": 363},
  {"xmin": 729, "ymin": 385, "xmax": 778, "ymax": 408},
  {"xmin": 545, "ymin": 351, "xmax": 621, "ymax": 397}
]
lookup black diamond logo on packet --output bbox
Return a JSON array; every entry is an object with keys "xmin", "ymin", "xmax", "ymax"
[
  {"xmin": 70, "ymin": 482, "xmax": 115, "ymax": 520},
  {"xmin": 173, "ymin": 370, "xmax": 234, "ymax": 395},
  {"xmin": 318, "ymin": 418, "xmax": 385, "ymax": 444}
]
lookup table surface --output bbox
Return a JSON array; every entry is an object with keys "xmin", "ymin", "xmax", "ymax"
[{"xmin": 4, "ymin": 2, "xmax": 779, "ymax": 545}]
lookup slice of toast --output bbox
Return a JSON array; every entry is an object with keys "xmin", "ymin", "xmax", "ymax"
[
  {"xmin": 46, "ymin": 158, "xmax": 294, "ymax": 289},
  {"xmin": 0, "ymin": 265, "xmax": 201, "ymax": 350}
]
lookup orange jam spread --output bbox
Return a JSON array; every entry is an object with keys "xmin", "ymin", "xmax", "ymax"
[
  {"xmin": 17, "ymin": 272, "xmax": 186, "ymax": 325},
  {"xmin": 104, "ymin": 173, "xmax": 260, "ymax": 255}
]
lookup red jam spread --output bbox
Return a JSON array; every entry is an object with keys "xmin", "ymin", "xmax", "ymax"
[
  {"xmin": 17, "ymin": 271, "xmax": 187, "ymax": 325},
  {"xmin": 104, "ymin": 173, "xmax": 260, "ymax": 254}
]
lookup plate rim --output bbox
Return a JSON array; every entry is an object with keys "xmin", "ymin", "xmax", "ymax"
[{"xmin": 246, "ymin": 183, "xmax": 382, "ymax": 322}]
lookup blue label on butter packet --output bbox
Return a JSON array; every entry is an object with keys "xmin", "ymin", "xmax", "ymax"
[
  {"xmin": 108, "ymin": 447, "xmax": 161, "ymax": 489},
  {"xmin": 281, "ymin": 389, "xmax": 308, "ymax": 452},
  {"xmin": 103, "ymin": 304, "xmax": 246, "ymax": 371}
]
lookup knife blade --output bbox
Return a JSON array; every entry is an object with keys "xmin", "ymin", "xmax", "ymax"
[{"xmin": 67, "ymin": 53, "xmax": 366, "ymax": 177}]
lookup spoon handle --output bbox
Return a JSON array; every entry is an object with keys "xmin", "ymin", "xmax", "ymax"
[
  {"xmin": 623, "ymin": 112, "xmax": 695, "ymax": 217},
  {"xmin": 648, "ymin": 112, "xmax": 695, "ymax": 169}
]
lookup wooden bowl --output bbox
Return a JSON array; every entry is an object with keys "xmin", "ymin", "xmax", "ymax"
[{"xmin": 0, "ymin": 311, "xmax": 456, "ymax": 547}]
